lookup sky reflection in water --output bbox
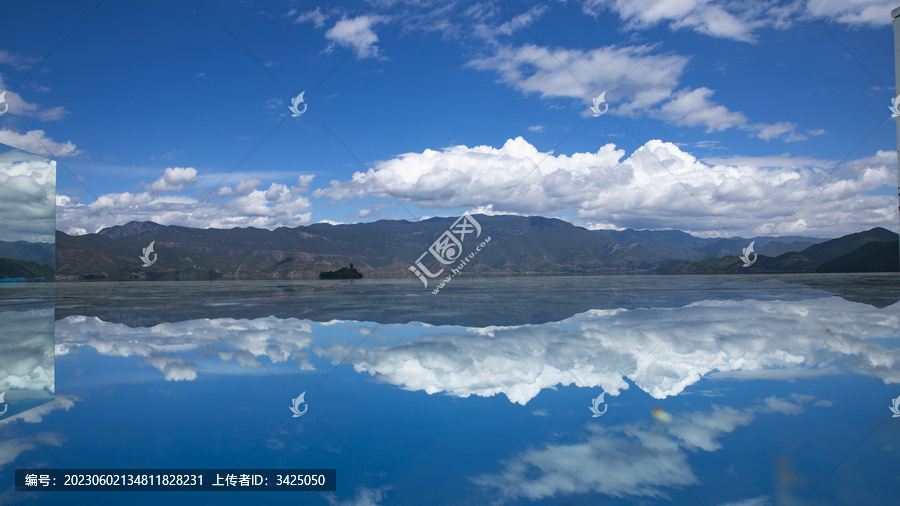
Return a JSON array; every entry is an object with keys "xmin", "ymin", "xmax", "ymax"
[{"xmin": 1, "ymin": 275, "xmax": 899, "ymax": 505}]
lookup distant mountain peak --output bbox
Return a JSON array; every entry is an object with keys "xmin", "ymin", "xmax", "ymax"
[{"xmin": 98, "ymin": 221, "xmax": 168, "ymax": 239}]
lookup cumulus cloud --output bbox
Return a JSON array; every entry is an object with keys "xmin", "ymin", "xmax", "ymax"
[
  {"xmin": 53, "ymin": 292, "xmax": 900, "ymax": 403},
  {"xmin": 56, "ymin": 171, "xmax": 315, "ymax": 235},
  {"xmin": 55, "ymin": 316, "xmax": 317, "ymax": 381},
  {"xmin": 0, "ymin": 129, "xmax": 81, "ymax": 158},
  {"xmin": 325, "ymin": 16, "xmax": 387, "ymax": 59},
  {"xmin": 313, "ymin": 136, "xmax": 897, "ymax": 237},
  {"xmin": 147, "ymin": 356, "xmax": 198, "ymax": 382},
  {"xmin": 0, "ymin": 308, "xmax": 55, "ymax": 400},
  {"xmin": 476, "ymin": 397, "xmax": 809, "ymax": 501},
  {"xmin": 315, "ymin": 296, "xmax": 900, "ymax": 405},
  {"xmin": 147, "ymin": 167, "xmax": 198, "ymax": 193},
  {"xmin": 0, "ymin": 147, "xmax": 56, "ymax": 242}
]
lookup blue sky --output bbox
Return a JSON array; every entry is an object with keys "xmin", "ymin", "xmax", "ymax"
[{"xmin": 0, "ymin": 0, "xmax": 898, "ymax": 239}]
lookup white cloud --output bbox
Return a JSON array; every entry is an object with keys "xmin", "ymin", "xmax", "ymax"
[
  {"xmin": 291, "ymin": 6, "xmax": 327, "ymax": 28},
  {"xmin": 468, "ymin": 43, "xmax": 687, "ymax": 107},
  {"xmin": 476, "ymin": 398, "xmax": 807, "ymax": 501},
  {"xmin": 0, "ymin": 50, "xmax": 40, "ymax": 70},
  {"xmin": 0, "ymin": 149, "xmax": 56, "ymax": 242},
  {"xmin": 147, "ymin": 356, "xmax": 198, "ymax": 381},
  {"xmin": 580, "ymin": 0, "xmax": 801, "ymax": 42},
  {"xmin": 579, "ymin": 0, "xmax": 891, "ymax": 40},
  {"xmin": 57, "ymin": 172, "xmax": 314, "ymax": 234},
  {"xmin": 702, "ymin": 154, "xmax": 834, "ymax": 170},
  {"xmin": 325, "ymin": 486, "xmax": 391, "ymax": 506},
  {"xmin": 469, "ymin": 41, "xmax": 808, "ymax": 139},
  {"xmin": 236, "ymin": 177, "xmax": 264, "ymax": 195},
  {"xmin": 476, "ymin": 423, "xmax": 697, "ymax": 500},
  {"xmin": 750, "ymin": 121, "xmax": 803, "ymax": 141},
  {"xmin": 653, "ymin": 88, "xmax": 805, "ymax": 141},
  {"xmin": 0, "ymin": 75, "xmax": 68, "ymax": 121},
  {"xmin": 668, "ymin": 405, "xmax": 754, "ymax": 451},
  {"xmin": 658, "ymin": 87, "xmax": 747, "ymax": 132},
  {"xmin": 807, "ymin": 0, "xmax": 895, "ymax": 26},
  {"xmin": 315, "ymin": 297, "xmax": 900, "ymax": 405},
  {"xmin": 0, "ymin": 129, "xmax": 81, "ymax": 158},
  {"xmin": 325, "ymin": 16, "xmax": 387, "ymax": 59},
  {"xmin": 295, "ymin": 174, "xmax": 315, "ymax": 193},
  {"xmin": 0, "ymin": 309, "xmax": 55, "ymax": 395},
  {"xmin": 0, "ymin": 432, "xmax": 65, "ymax": 467},
  {"xmin": 528, "ymin": 125, "xmax": 544, "ymax": 132},
  {"xmin": 55, "ymin": 316, "xmax": 316, "ymax": 381},
  {"xmin": 473, "ymin": 4, "xmax": 549, "ymax": 41},
  {"xmin": 147, "ymin": 167, "xmax": 198, "ymax": 193},
  {"xmin": 313, "ymin": 136, "xmax": 898, "ymax": 237},
  {"xmin": 1, "ymin": 396, "xmax": 76, "ymax": 425}
]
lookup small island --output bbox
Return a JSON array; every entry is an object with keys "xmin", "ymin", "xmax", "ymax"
[{"xmin": 319, "ymin": 263, "xmax": 363, "ymax": 280}]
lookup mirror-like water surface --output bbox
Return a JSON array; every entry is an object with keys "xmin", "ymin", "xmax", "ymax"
[{"xmin": 2, "ymin": 275, "xmax": 899, "ymax": 505}]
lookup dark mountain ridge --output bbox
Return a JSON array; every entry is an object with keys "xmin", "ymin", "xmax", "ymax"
[{"xmin": 55, "ymin": 216, "xmax": 893, "ymax": 281}]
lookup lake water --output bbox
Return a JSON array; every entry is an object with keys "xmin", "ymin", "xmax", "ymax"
[{"xmin": 2, "ymin": 274, "xmax": 899, "ymax": 505}]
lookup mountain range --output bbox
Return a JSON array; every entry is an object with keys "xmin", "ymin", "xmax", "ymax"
[
  {"xmin": 0, "ymin": 240, "xmax": 55, "ymax": 281},
  {"xmin": 53, "ymin": 215, "xmax": 898, "ymax": 281}
]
